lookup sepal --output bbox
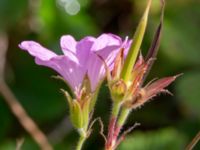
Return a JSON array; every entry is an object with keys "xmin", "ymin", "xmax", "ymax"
[{"xmin": 61, "ymin": 89, "xmax": 91, "ymax": 130}]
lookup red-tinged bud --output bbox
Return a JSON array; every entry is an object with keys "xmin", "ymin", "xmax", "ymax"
[
  {"xmin": 129, "ymin": 54, "xmax": 145, "ymax": 83},
  {"xmin": 133, "ymin": 53, "xmax": 145, "ymax": 70},
  {"xmin": 123, "ymin": 74, "xmax": 182, "ymax": 109},
  {"xmin": 143, "ymin": 0, "xmax": 165, "ymax": 82},
  {"xmin": 127, "ymin": 57, "xmax": 153, "ymax": 97},
  {"xmin": 144, "ymin": 74, "xmax": 182, "ymax": 100}
]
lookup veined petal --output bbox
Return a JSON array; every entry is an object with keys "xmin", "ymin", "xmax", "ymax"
[
  {"xmin": 87, "ymin": 50, "xmax": 120, "ymax": 91},
  {"xmin": 88, "ymin": 36, "xmax": 132, "ymax": 91},
  {"xmin": 19, "ymin": 41, "xmax": 57, "ymax": 61},
  {"xmin": 87, "ymin": 53, "xmax": 103, "ymax": 91},
  {"xmin": 91, "ymin": 33, "xmax": 122, "ymax": 52},
  {"xmin": 60, "ymin": 35, "xmax": 77, "ymax": 54},
  {"xmin": 76, "ymin": 36, "xmax": 95, "ymax": 67},
  {"xmin": 36, "ymin": 56, "xmax": 86, "ymax": 92},
  {"xmin": 81, "ymin": 34, "xmax": 122, "ymax": 91},
  {"xmin": 60, "ymin": 35, "xmax": 79, "ymax": 63},
  {"xmin": 60, "ymin": 35, "xmax": 96, "ymax": 66}
]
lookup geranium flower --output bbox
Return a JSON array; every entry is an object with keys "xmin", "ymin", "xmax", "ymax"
[{"xmin": 19, "ymin": 34, "xmax": 131, "ymax": 96}]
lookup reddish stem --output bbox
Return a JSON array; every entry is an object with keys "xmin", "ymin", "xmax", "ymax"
[
  {"xmin": 112, "ymin": 125, "xmax": 122, "ymax": 142},
  {"xmin": 106, "ymin": 117, "xmax": 117, "ymax": 150}
]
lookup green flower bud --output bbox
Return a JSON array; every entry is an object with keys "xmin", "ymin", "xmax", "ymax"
[
  {"xmin": 61, "ymin": 89, "xmax": 91, "ymax": 131},
  {"xmin": 82, "ymin": 97, "xmax": 91, "ymax": 129},
  {"xmin": 111, "ymin": 80, "xmax": 127, "ymax": 102},
  {"xmin": 70, "ymin": 100, "xmax": 83, "ymax": 129}
]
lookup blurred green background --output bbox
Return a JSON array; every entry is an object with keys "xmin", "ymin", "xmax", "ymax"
[{"xmin": 0, "ymin": 0, "xmax": 200, "ymax": 149}]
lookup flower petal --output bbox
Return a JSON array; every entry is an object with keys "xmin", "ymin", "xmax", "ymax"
[
  {"xmin": 91, "ymin": 33, "xmax": 122, "ymax": 52},
  {"xmin": 36, "ymin": 56, "xmax": 86, "ymax": 92},
  {"xmin": 19, "ymin": 41, "xmax": 57, "ymax": 61},
  {"xmin": 60, "ymin": 35, "xmax": 79, "ymax": 63},
  {"xmin": 60, "ymin": 35, "xmax": 77, "ymax": 54},
  {"xmin": 87, "ymin": 53, "xmax": 103, "ymax": 91},
  {"xmin": 87, "ymin": 35, "xmax": 132, "ymax": 91},
  {"xmin": 76, "ymin": 36, "xmax": 95, "ymax": 67},
  {"xmin": 87, "ymin": 49, "xmax": 121, "ymax": 91}
]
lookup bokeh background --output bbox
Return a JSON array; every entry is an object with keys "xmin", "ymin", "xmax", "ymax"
[{"xmin": 0, "ymin": 0, "xmax": 200, "ymax": 149}]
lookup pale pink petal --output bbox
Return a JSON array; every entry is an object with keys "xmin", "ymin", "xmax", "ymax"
[
  {"xmin": 36, "ymin": 56, "xmax": 85, "ymax": 91},
  {"xmin": 87, "ymin": 53, "xmax": 103, "ymax": 91},
  {"xmin": 90, "ymin": 37, "xmax": 132, "ymax": 89},
  {"xmin": 76, "ymin": 36, "xmax": 95, "ymax": 67},
  {"xmin": 60, "ymin": 35, "xmax": 77, "ymax": 54},
  {"xmin": 87, "ymin": 34, "xmax": 132, "ymax": 91},
  {"xmin": 91, "ymin": 33, "xmax": 122, "ymax": 52},
  {"xmin": 19, "ymin": 41, "xmax": 57, "ymax": 61},
  {"xmin": 60, "ymin": 35, "xmax": 80, "ymax": 63},
  {"xmin": 19, "ymin": 40, "xmax": 85, "ymax": 91}
]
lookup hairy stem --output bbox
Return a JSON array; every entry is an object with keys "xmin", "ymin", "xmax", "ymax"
[
  {"xmin": 117, "ymin": 107, "xmax": 130, "ymax": 127},
  {"xmin": 105, "ymin": 102, "xmax": 121, "ymax": 150},
  {"xmin": 112, "ymin": 102, "xmax": 121, "ymax": 117},
  {"xmin": 112, "ymin": 107, "xmax": 130, "ymax": 149}
]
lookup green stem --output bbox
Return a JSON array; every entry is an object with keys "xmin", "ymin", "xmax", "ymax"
[
  {"xmin": 76, "ymin": 135, "xmax": 86, "ymax": 150},
  {"xmin": 117, "ymin": 107, "xmax": 130, "ymax": 127},
  {"xmin": 112, "ymin": 102, "xmax": 121, "ymax": 117}
]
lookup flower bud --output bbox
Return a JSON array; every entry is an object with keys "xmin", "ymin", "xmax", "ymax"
[
  {"xmin": 70, "ymin": 100, "xmax": 83, "ymax": 129},
  {"xmin": 111, "ymin": 80, "xmax": 127, "ymax": 102},
  {"xmin": 61, "ymin": 89, "xmax": 91, "ymax": 130}
]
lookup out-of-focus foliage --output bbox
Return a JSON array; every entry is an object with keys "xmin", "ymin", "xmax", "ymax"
[
  {"xmin": 0, "ymin": 0, "xmax": 28, "ymax": 30},
  {"xmin": 0, "ymin": 0, "xmax": 200, "ymax": 149},
  {"xmin": 118, "ymin": 128, "xmax": 186, "ymax": 150},
  {"xmin": 176, "ymin": 71, "xmax": 200, "ymax": 119}
]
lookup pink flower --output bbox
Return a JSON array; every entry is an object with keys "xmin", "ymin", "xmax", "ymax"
[{"xmin": 19, "ymin": 34, "xmax": 130, "ymax": 95}]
